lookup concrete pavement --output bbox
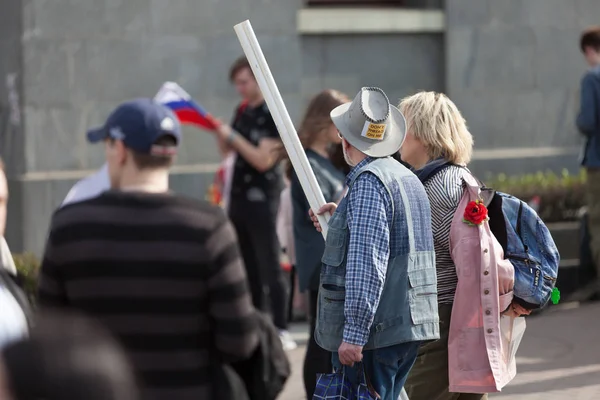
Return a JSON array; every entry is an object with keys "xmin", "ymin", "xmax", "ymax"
[{"xmin": 278, "ymin": 302, "xmax": 600, "ymax": 400}]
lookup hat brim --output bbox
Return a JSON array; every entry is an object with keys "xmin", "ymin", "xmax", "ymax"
[
  {"xmin": 86, "ymin": 127, "xmax": 108, "ymax": 143},
  {"xmin": 331, "ymin": 102, "xmax": 406, "ymax": 158}
]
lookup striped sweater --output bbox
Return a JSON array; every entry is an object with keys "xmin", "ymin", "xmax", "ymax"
[
  {"xmin": 37, "ymin": 190, "xmax": 258, "ymax": 400},
  {"xmin": 422, "ymin": 165, "xmax": 466, "ymax": 305}
]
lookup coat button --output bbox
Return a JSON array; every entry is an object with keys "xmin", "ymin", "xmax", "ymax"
[
  {"xmin": 484, "ymin": 289, "xmax": 490, "ymax": 295},
  {"xmin": 484, "ymin": 271, "xmax": 489, "ymax": 276},
  {"xmin": 485, "ymin": 309, "xmax": 491, "ymax": 315},
  {"xmin": 487, "ymin": 328, "xmax": 493, "ymax": 334},
  {"xmin": 483, "ymin": 248, "xmax": 488, "ymax": 253}
]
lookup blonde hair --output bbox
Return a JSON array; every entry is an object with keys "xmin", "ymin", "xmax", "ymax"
[{"xmin": 398, "ymin": 92, "xmax": 473, "ymax": 165}]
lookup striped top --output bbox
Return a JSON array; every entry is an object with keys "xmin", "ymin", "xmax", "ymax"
[
  {"xmin": 422, "ymin": 165, "xmax": 466, "ymax": 304},
  {"xmin": 37, "ymin": 190, "xmax": 259, "ymax": 400}
]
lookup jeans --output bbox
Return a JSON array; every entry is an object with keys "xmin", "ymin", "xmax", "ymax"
[{"xmin": 332, "ymin": 341, "xmax": 420, "ymax": 400}]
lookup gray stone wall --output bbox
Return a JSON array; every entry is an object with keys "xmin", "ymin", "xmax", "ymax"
[
  {"xmin": 300, "ymin": 34, "xmax": 444, "ymax": 107},
  {"xmin": 6, "ymin": 0, "xmax": 444, "ymax": 255},
  {"xmin": 446, "ymin": 0, "xmax": 600, "ymax": 176}
]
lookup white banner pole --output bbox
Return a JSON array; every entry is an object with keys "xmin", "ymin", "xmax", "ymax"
[{"xmin": 234, "ymin": 20, "xmax": 330, "ymax": 239}]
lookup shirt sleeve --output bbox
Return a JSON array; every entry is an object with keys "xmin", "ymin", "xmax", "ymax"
[
  {"xmin": 206, "ymin": 214, "xmax": 259, "ymax": 362},
  {"xmin": 576, "ymin": 73, "xmax": 598, "ymax": 136},
  {"xmin": 343, "ymin": 173, "xmax": 392, "ymax": 346},
  {"xmin": 261, "ymin": 106, "xmax": 280, "ymax": 140}
]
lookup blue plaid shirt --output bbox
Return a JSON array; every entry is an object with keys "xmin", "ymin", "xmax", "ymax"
[{"xmin": 343, "ymin": 157, "xmax": 394, "ymax": 346}]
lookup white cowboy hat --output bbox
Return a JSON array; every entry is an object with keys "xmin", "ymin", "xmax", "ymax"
[{"xmin": 330, "ymin": 87, "xmax": 406, "ymax": 158}]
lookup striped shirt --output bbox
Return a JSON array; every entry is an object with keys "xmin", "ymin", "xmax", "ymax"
[
  {"xmin": 37, "ymin": 190, "xmax": 258, "ymax": 400},
  {"xmin": 422, "ymin": 165, "xmax": 466, "ymax": 304}
]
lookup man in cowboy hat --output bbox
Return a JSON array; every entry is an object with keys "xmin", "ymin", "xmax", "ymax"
[{"xmin": 310, "ymin": 87, "xmax": 439, "ymax": 399}]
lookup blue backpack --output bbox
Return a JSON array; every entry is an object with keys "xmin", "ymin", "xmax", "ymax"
[
  {"xmin": 417, "ymin": 161, "xmax": 561, "ymax": 309},
  {"xmin": 484, "ymin": 190, "xmax": 560, "ymax": 309}
]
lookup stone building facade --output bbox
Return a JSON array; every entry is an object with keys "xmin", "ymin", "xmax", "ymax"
[{"xmin": 0, "ymin": 0, "xmax": 597, "ymax": 254}]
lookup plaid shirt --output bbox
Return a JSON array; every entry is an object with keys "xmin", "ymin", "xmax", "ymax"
[{"xmin": 343, "ymin": 157, "xmax": 394, "ymax": 346}]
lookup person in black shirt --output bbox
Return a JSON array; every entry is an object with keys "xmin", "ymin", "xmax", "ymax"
[
  {"xmin": 213, "ymin": 56, "xmax": 295, "ymax": 350},
  {"xmin": 290, "ymin": 89, "xmax": 349, "ymax": 398}
]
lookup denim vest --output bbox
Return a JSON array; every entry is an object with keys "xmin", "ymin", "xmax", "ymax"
[{"xmin": 315, "ymin": 157, "xmax": 440, "ymax": 352}]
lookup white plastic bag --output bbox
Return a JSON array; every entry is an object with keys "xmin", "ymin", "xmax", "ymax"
[{"xmin": 500, "ymin": 315, "xmax": 527, "ymax": 369}]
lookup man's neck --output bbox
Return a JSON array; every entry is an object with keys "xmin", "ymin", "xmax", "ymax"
[
  {"xmin": 117, "ymin": 172, "xmax": 169, "ymax": 193},
  {"xmin": 247, "ymin": 95, "xmax": 264, "ymax": 108}
]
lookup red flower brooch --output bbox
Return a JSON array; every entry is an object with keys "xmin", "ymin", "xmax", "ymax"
[{"xmin": 463, "ymin": 199, "xmax": 489, "ymax": 226}]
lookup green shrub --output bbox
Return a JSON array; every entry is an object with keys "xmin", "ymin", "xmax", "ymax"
[
  {"xmin": 12, "ymin": 252, "xmax": 40, "ymax": 303},
  {"xmin": 485, "ymin": 169, "xmax": 586, "ymax": 223}
]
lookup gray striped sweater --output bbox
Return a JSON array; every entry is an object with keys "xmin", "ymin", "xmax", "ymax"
[
  {"xmin": 422, "ymin": 165, "xmax": 466, "ymax": 305},
  {"xmin": 37, "ymin": 190, "xmax": 259, "ymax": 399}
]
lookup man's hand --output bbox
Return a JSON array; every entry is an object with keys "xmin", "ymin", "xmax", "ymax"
[
  {"xmin": 338, "ymin": 342, "xmax": 363, "ymax": 366},
  {"xmin": 213, "ymin": 119, "xmax": 232, "ymax": 140},
  {"xmin": 309, "ymin": 203, "xmax": 337, "ymax": 232}
]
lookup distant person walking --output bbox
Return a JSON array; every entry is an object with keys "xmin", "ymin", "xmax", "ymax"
[{"xmin": 576, "ymin": 27, "xmax": 600, "ymax": 300}]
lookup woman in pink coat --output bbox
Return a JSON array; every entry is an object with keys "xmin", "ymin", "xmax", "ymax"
[{"xmin": 399, "ymin": 92, "xmax": 530, "ymax": 400}]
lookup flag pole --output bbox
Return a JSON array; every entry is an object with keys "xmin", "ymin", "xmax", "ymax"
[{"xmin": 234, "ymin": 20, "xmax": 330, "ymax": 239}]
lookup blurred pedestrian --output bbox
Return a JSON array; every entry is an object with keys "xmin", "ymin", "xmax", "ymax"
[
  {"xmin": 575, "ymin": 26, "xmax": 600, "ymax": 301},
  {"xmin": 0, "ymin": 312, "xmax": 139, "ymax": 400},
  {"xmin": 211, "ymin": 56, "xmax": 294, "ymax": 350},
  {"xmin": 276, "ymin": 165, "xmax": 305, "ymax": 325},
  {"xmin": 0, "ymin": 158, "xmax": 30, "ymax": 350},
  {"xmin": 37, "ymin": 98, "xmax": 259, "ymax": 399},
  {"xmin": 289, "ymin": 89, "xmax": 349, "ymax": 398}
]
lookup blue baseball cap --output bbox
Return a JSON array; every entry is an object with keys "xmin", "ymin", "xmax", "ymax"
[{"xmin": 87, "ymin": 98, "xmax": 181, "ymax": 156}]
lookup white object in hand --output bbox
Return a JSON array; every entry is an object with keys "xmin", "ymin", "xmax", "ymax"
[{"xmin": 233, "ymin": 20, "xmax": 331, "ymax": 239}]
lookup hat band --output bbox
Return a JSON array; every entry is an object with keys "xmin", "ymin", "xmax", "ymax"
[{"xmin": 360, "ymin": 120, "xmax": 387, "ymax": 141}]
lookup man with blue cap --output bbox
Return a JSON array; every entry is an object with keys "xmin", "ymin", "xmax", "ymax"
[{"xmin": 37, "ymin": 99, "xmax": 259, "ymax": 399}]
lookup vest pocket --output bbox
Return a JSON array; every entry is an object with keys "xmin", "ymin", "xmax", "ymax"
[
  {"xmin": 318, "ymin": 284, "xmax": 346, "ymax": 324},
  {"xmin": 321, "ymin": 214, "xmax": 348, "ymax": 267},
  {"xmin": 408, "ymin": 266, "xmax": 438, "ymax": 325}
]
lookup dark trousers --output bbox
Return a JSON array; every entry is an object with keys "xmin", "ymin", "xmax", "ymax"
[
  {"xmin": 229, "ymin": 199, "xmax": 288, "ymax": 330},
  {"xmin": 288, "ymin": 266, "xmax": 296, "ymax": 322},
  {"xmin": 303, "ymin": 289, "xmax": 332, "ymax": 398}
]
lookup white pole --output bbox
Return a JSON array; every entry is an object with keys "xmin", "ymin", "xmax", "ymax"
[{"xmin": 234, "ymin": 20, "xmax": 331, "ymax": 239}]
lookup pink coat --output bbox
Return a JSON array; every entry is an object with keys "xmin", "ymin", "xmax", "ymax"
[{"xmin": 448, "ymin": 174, "xmax": 517, "ymax": 393}]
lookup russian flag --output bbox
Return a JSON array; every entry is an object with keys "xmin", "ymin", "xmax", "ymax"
[{"xmin": 154, "ymin": 82, "xmax": 219, "ymax": 131}]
